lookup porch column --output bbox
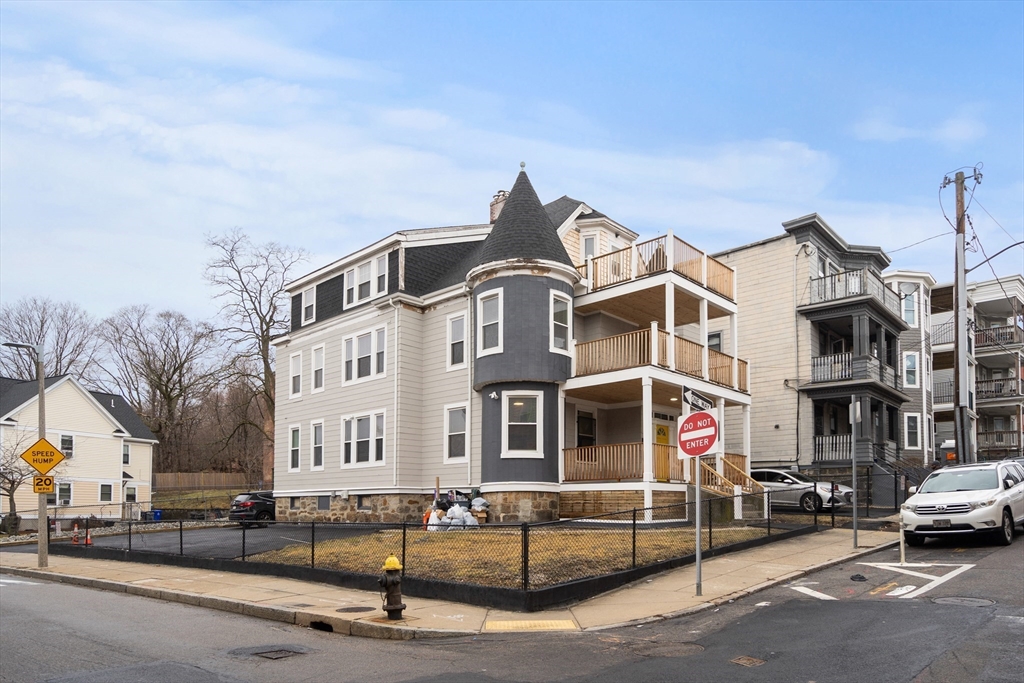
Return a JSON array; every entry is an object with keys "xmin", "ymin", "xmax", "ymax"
[
  {"xmin": 650, "ymin": 321, "xmax": 659, "ymax": 366},
  {"xmin": 700, "ymin": 299, "xmax": 709, "ymax": 381},
  {"xmin": 642, "ymin": 376, "xmax": 654, "ymax": 514},
  {"xmin": 716, "ymin": 397, "xmax": 725, "ymax": 475},
  {"xmin": 557, "ymin": 387, "xmax": 566, "ymax": 484},
  {"xmin": 681, "ymin": 389, "xmax": 691, "ymax": 484},
  {"xmin": 730, "ymin": 312, "xmax": 738, "ymax": 390},
  {"xmin": 743, "ymin": 404, "xmax": 751, "ymax": 473},
  {"xmin": 852, "ymin": 314, "xmax": 869, "ymax": 357},
  {"xmin": 665, "ymin": 281, "xmax": 676, "ymax": 370}
]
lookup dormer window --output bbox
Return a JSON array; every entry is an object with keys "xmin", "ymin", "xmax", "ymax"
[
  {"xmin": 302, "ymin": 287, "xmax": 316, "ymax": 324},
  {"xmin": 376, "ymin": 255, "xmax": 387, "ymax": 294},
  {"xmin": 358, "ymin": 263, "xmax": 372, "ymax": 300},
  {"xmin": 343, "ymin": 254, "xmax": 389, "ymax": 309}
]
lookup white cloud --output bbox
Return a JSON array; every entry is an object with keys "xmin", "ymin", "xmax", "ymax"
[{"xmin": 852, "ymin": 108, "xmax": 987, "ymax": 145}]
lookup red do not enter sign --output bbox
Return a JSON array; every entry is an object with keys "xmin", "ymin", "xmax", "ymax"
[{"xmin": 678, "ymin": 411, "xmax": 718, "ymax": 457}]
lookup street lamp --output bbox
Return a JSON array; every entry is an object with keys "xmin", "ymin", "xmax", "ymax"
[{"xmin": 2, "ymin": 341, "xmax": 47, "ymax": 568}]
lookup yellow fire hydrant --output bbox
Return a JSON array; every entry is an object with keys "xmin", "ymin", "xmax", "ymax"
[{"xmin": 378, "ymin": 555, "xmax": 406, "ymax": 620}]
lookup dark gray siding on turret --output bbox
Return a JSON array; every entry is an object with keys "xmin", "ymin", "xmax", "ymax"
[
  {"xmin": 480, "ymin": 382, "xmax": 560, "ymax": 484},
  {"xmin": 473, "ymin": 275, "xmax": 573, "ymax": 389}
]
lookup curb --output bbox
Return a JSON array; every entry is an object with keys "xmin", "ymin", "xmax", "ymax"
[
  {"xmin": 0, "ymin": 565, "xmax": 476, "ymax": 641},
  {"xmin": 581, "ymin": 538, "xmax": 901, "ymax": 631}
]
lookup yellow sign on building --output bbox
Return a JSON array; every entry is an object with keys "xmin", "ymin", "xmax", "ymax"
[{"xmin": 20, "ymin": 438, "xmax": 66, "ymax": 475}]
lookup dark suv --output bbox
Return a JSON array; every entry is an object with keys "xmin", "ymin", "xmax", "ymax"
[{"xmin": 229, "ymin": 491, "xmax": 276, "ymax": 526}]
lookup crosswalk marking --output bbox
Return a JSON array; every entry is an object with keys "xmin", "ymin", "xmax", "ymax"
[
  {"xmin": 0, "ymin": 577, "xmax": 41, "ymax": 586},
  {"xmin": 789, "ymin": 586, "xmax": 837, "ymax": 600}
]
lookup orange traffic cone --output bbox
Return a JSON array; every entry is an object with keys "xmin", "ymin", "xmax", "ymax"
[
  {"xmin": 72, "ymin": 523, "xmax": 79, "ymax": 545},
  {"xmin": 85, "ymin": 528, "xmax": 93, "ymax": 546}
]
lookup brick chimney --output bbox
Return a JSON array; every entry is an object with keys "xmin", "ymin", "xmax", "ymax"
[{"xmin": 489, "ymin": 190, "xmax": 509, "ymax": 223}]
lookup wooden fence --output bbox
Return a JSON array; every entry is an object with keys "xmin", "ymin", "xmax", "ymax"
[{"xmin": 154, "ymin": 472, "xmax": 249, "ymax": 490}]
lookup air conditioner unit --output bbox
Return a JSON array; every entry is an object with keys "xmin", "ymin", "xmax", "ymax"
[{"xmin": 59, "ymin": 499, "xmax": 70, "ymax": 506}]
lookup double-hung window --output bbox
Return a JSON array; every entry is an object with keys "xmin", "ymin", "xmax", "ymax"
[
  {"xmin": 903, "ymin": 290, "xmax": 917, "ymax": 327},
  {"xmin": 311, "ymin": 421, "xmax": 324, "ymax": 470},
  {"xmin": 343, "ymin": 327, "xmax": 386, "ymax": 383},
  {"xmin": 100, "ymin": 484, "xmax": 113, "ymax": 502},
  {"xmin": 445, "ymin": 404, "xmax": 467, "ymax": 460},
  {"xmin": 502, "ymin": 391, "xmax": 543, "ymax": 458},
  {"xmin": 344, "ymin": 255, "xmax": 389, "ymax": 308},
  {"xmin": 358, "ymin": 263, "xmax": 372, "ymax": 300},
  {"xmin": 312, "ymin": 345, "xmax": 325, "ymax": 392},
  {"xmin": 49, "ymin": 483, "xmax": 72, "ymax": 506},
  {"xmin": 550, "ymin": 291, "xmax": 571, "ymax": 354},
  {"xmin": 478, "ymin": 289, "xmax": 503, "ymax": 356},
  {"xmin": 342, "ymin": 411, "xmax": 385, "ymax": 466},
  {"xmin": 345, "ymin": 268, "xmax": 356, "ymax": 305},
  {"xmin": 289, "ymin": 352, "xmax": 302, "ymax": 398},
  {"xmin": 904, "ymin": 352, "xmax": 918, "ymax": 388},
  {"xmin": 448, "ymin": 314, "xmax": 465, "ymax": 369},
  {"xmin": 905, "ymin": 413, "xmax": 920, "ymax": 449},
  {"xmin": 289, "ymin": 426, "xmax": 301, "ymax": 472},
  {"xmin": 125, "ymin": 487, "xmax": 137, "ymax": 503},
  {"xmin": 302, "ymin": 287, "xmax": 316, "ymax": 324},
  {"xmin": 122, "ymin": 443, "xmax": 130, "ymax": 465},
  {"xmin": 60, "ymin": 435, "xmax": 74, "ymax": 459},
  {"xmin": 376, "ymin": 255, "xmax": 387, "ymax": 294}
]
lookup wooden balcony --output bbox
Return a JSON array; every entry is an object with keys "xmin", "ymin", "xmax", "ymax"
[
  {"xmin": 808, "ymin": 269, "xmax": 901, "ymax": 318},
  {"xmin": 563, "ymin": 443, "xmax": 759, "ymax": 495},
  {"xmin": 576, "ymin": 234, "xmax": 735, "ymax": 300},
  {"xmin": 977, "ymin": 431, "xmax": 1021, "ymax": 450},
  {"xmin": 976, "ymin": 325, "xmax": 1024, "ymax": 349},
  {"xmin": 976, "ymin": 378, "xmax": 1023, "ymax": 401},
  {"xmin": 809, "ymin": 352, "xmax": 902, "ymax": 391},
  {"xmin": 573, "ymin": 328, "xmax": 748, "ymax": 392}
]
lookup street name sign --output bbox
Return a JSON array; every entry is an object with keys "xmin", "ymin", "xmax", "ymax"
[
  {"xmin": 678, "ymin": 411, "xmax": 718, "ymax": 457},
  {"xmin": 33, "ymin": 475, "xmax": 55, "ymax": 494},
  {"xmin": 20, "ymin": 439, "xmax": 65, "ymax": 475},
  {"xmin": 682, "ymin": 386, "xmax": 713, "ymax": 412}
]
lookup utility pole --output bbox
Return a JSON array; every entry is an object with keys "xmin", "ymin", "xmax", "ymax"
[{"xmin": 949, "ymin": 170, "xmax": 980, "ymax": 464}]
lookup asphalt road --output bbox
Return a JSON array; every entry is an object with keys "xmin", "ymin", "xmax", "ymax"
[{"xmin": 1, "ymin": 532, "xmax": 1020, "ymax": 682}]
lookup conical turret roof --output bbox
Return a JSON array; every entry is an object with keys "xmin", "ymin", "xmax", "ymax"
[{"xmin": 476, "ymin": 170, "xmax": 574, "ymax": 269}]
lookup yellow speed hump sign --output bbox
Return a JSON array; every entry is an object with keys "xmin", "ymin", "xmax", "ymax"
[
  {"xmin": 33, "ymin": 475, "xmax": 55, "ymax": 494},
  {"xmin": 20, "ymin": 438, "xmax": 66, "ymax": 475}
]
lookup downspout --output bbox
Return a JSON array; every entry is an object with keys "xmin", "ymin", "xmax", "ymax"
[
  {"xmin": 466, "ymin": 285, "xmax": 474, "ymax": 486},
  {"xmin": 389, "ymin": 298, "xmax": 401, "ymax": 487},
  {"xmin": 794, "ymin": 243, "xmax": 814, "ymax": 466}
]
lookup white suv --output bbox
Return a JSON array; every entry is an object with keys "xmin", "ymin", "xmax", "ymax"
[{"xmin": 901, "ymin": 461, "xmax": 1024, "ymax": 546}]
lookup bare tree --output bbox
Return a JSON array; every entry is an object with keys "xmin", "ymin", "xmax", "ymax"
[
  {"xmin": 0, "ymin": 297, "xmax": 100, "ymax": 381},
  {"xmin": 0, "ymin": 430, "xmax": 37, "ymax": 534},
  {"xmin": 98, "ymin": 306, "xmax": 225, "ymax": 472},
  {"xmin": 205, "ymin": 229, "xmax": 307, "ymax": 482}
]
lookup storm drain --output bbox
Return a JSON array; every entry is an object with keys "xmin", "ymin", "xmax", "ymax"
[
  {"xmin": 731, "ymin": 656, "xmax": 765, "ymax": 667},
  {"xmin": 933, "ymin": 597, "xmax": 995, "ymax": 607},
  {"xmin": 254, "ymin": 649, "xmax": 303, "ymax": 660},
  {"xmin": 336, "ymin": 606, "xmax": 376, "ymax": 613},
  {"xmin": 228, "ymin": 645, "xmax": 312, "ymax": 660}
]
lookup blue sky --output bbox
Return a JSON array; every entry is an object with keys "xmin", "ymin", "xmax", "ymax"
[{"xmin": 1, "ymin": 1, "xmax": 1021, "ymax": 320}]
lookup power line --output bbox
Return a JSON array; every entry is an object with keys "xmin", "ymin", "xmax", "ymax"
[
  {"xmin": 966, "ymin": 189, "xmax": 1024, "ymax": 248},
  {"xmin": 887, "ymin": 231, "xmax": 953, "ymax": 254}
]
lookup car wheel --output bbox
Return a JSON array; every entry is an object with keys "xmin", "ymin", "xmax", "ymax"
[
  {"xmin": 905, "ymin": 532, "xmax": 925, "ymax": 547},
  {"xmin": 800, "ymin": 493, "xmax": 822, "ymax": 513},
  {"xmin": 995, "ymin": 510, "xmax": 1014, "ymax": 546},
  {"xmin": 255, "ymin": 511, "xmax": 272, "ymax": 528}
]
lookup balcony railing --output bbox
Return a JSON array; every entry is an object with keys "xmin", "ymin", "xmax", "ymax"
[
  {"xmin": 809, "ymin": 353, "xmax": 902, "ymax": 390},
  {"xmin": 580, "ymin": 234, "xmax": 735, "ymax": 300},
  {"xmin": 564, "ymin": 443, "xmax": 753, "ymax": 491},
  {"xmin": 574, "ymin": 327, "xmax": 749, "ymax": 391},
  {"xmin": 976, "ymin": 325, "xmax": 1024, "ymax": 348},
  {"xmin": 931, "ymin": 321, "xmax": 954, "ymax": 346},
  {"xmin": 808, "ymin": 269, "xmax": 901, "ymax": 317},
  {"xmin": 813, "ymin": 434, "xmax": 852, "ymax": 461},
  {"xmin": 976, "ymin": 378, "xmax": 1022, "ymax": 400},
  {"xmin": 933, "ymin": 379, "xmax": 954, "ymax": 404},
  {"xmin": 977, "ymin": 431, "xmax": 1021, "ymax": 449}
]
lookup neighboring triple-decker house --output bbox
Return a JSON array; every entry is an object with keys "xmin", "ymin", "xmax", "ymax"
[{"xmin": 272, "ymin": 168, "xmax": 755, "ymax": 523}]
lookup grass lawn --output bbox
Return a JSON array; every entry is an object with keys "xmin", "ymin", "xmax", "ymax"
[
  {"xmin": 151, "ymin": 489, "xmax": 238, "ymax": 510},
  {"xmin": 249, "ymin": 524, "xmax": 767, "ymax": 589}
]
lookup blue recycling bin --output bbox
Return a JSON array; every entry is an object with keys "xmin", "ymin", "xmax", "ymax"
[{"xmin": 152, "ymin": 509, "xmax": 162, "ymax": 521}]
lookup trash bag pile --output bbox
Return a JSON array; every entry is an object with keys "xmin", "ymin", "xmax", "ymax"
[{"xmin": 425, "ymin": 494, "xmax": 489, "ymax": 531}]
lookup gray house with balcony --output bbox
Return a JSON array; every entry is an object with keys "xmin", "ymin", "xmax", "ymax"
[{"xmin": 711, "ymin": 214, "xmax": 910, "ymax": 478}]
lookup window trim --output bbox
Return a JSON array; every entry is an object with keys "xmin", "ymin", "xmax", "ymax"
[
  {"xmin": 311, "ymin": 344, "xmax": 325, "ymax": 393},
  {"xmin": 310, "ymin": 419, "xmax": 325, "ymax": 471},
  {"xmin": 707, "ymin": 331, "xmax": 723, "ymax": 353},
  {"xmin": 122, "ymin": 443, "xmax": 130, "ymax": 466},
  {"xmin": 341, "ymin": 410, "xmax": 387, "ymax": 469},
  {"xmin": 580, "ymin": 232, "xmax": 598, "ymax": 262},
  {"xmin": 903, "ymin": 351, "xmax": 919, "ymax": 388},
  {"xmin": 344, "ymin": 255, "xmax": 389, "ymax": 309},
  {"xmin": 342, "ymin": 326, "xmax": 387, "ymax": 386},
  {"xmin": 502, "ymin": 390, "xmax": 544, "ymax": 459},
  {"xmin": 549, "ymin": 290, "xmax": 572, "ymax": 356},
  {"xmin": 904, "ymin": 412, "xmax": 921, "ymax": 450},
  {"xmin": 125, "ymin": 486, "xmax": 137, "ymax": 503},
  {"xmin": 289, "ymin": 352, "xmax": 302, "ymax": 399},
  {"xmin": 60, "ymin": 434, "xmax": 74, "ymax": 459},
  {"xmin": 447, "ymin": 312, "xmax": 467, "ymax": 371},
  {"xmin": 443, "ymin": 402, "xmax": 469, "ymax": 463},
  {"xmin": 302, "ymin": 287, "xmax": 316, "ymax": 325},
  {"xmin": 376, "ymin": 254, "xmax": 388, "ymax": 295},
  {"xmin": 99, "ymin": 483, "xmax": 114, "ymax": 503},
  {"xmin": 477, "ymin": 288, "xmax": 504, "ymax": 357},
  {"xmin": 49, "ymin": 482, "xmax": 72, "ymax": 506},
  {"xmin": 903, "ymin": 288, "xmax": 917, "ymax": 328},
  {"xmin": 288, "ymin": 424, "xmax": 301, "ymax": 472}
]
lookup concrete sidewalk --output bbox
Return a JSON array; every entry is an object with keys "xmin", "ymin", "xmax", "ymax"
[{"xmin": 0, "ymin": 528, "xmax": 898, "ymax": 639}]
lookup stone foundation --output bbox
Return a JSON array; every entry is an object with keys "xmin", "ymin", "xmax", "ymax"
[
  {"xmin": 485, "ymin": 491, "xmax": 559, "ymax": 523},
  {"xmin": 275, "ymin": 493, "xmax": 434, "ymax": 523}
]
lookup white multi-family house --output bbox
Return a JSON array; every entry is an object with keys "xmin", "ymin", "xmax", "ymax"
[
  {"xmin": 0, "ymin": 375, "xmax": 157, "ymax": 523},
  {"xmin": 272, "ymin": 168, "xmax": 756, "ymax": 523}
]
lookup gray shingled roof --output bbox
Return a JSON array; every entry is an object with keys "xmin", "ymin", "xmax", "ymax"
[
  {"xmin": 543, "ymin": 195, "xmax": 608, "ymax": 229},
  {"xmin": 476, "ymin": 171, "xmax": 574, "ymax": 269},
  {"xmin": 0, "ymin": 376, "xmax": 156, "ymax": 441},
  {"xmin": 403, "ymin": 241, "xmax": 485, "ymax": 296}
]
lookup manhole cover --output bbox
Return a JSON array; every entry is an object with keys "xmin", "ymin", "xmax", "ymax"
[
  {"xmin": 254, "ymin": 650, "xmax": 302, "ymax": 660},
  {"xmin": 933, "ymin": 597, "xmax": 994, "ymax": 607},
  {"xmin": 228, "ymin": 645, "xmax": 311, "ymax": 659},
  {"xmin": 336, "ymin": 606, "xmax": 376, "ymax": 613},
  {"xmin": 731, "ymin": 656, "xmax": 765, "ymax": 667},
  {"xmin": 632, "ymin": 643, "xmax": 704, "ymax": 658}
]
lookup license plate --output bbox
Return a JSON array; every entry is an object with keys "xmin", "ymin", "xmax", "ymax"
[{"xmin": 933, "ymin": 519, "xmax": 951, "ymax": 528}]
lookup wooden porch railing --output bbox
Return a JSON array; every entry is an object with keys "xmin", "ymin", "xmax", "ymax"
[
  {"xmin": 575, "ymin": 328, "xmax": 653, "ymax": 375},
  {"xmin": 672, "ymin": 236, "xmax": 703, "ymax": 284},
  {"xmin": 563, "ymin": 443, "xmax": 643, "ymax": 482},
  {"xmin": 653, "ymin": 444, "xmax": 686, "ymax": 481},
  {"xmin": 705, "ymin": 255, "xmax": 734, "ymax": 300},
  {"xmin": 976, "ymin": 378, "xmax": 1022, "ymax": 400},
  {"xmin": 737, "ymin": 359, "xmax": 748, "ymax": 392},
  {"xmin": 723, "ymin": 453, "xmax": 747, "ymax": 472},
  {"xmin": 589, "ymin": 245, "xmax": 633, "ymax": 290},
  {"xmin": 813, "ymin": 434, "xmax": 852, "ymax": 461},
  {"xmin": 676, "ymin": 337, "xmax": 702, "ymax": 377},
  {"xmin": 708, "ymin": 348, "xmax": 733, "ymax": 386},
  {"xmin": 691, "ymin": 460, "xmax": 736, "ymax": 496},
  {"xmin": 722, "ymin": 458, "xmax": 763, "ymax": 494},
  {"xmin": 975, "ymin": 325, "xmax": 1024, "ymax": 348}
]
